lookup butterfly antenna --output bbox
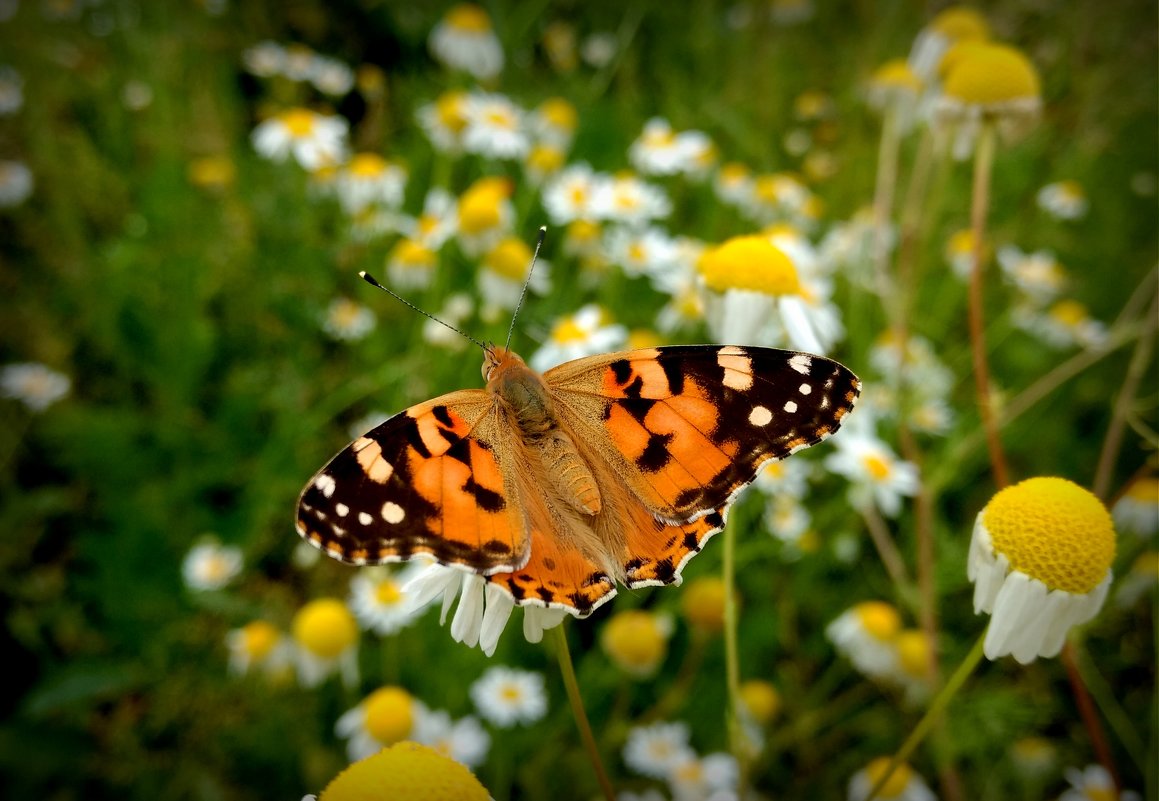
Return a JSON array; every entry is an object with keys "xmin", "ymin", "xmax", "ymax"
[
  {"xmin": 358, "ymin": 272, "xmax": 487, "ymax": 351},
  {"xmin": 504, "ymin": 225, "xmax": 547, "ymax": 352}
]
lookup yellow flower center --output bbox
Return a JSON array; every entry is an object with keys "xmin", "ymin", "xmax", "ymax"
[
  {"xmin": 1087, "ymin": 788, "xmax": 1116, "ymax": 801},
  {"xmin": 982, "ymin": 477, "xmax": 1116, "ymax": 594},
  {"xmin": 794, "ymin": 89, "xmax": 831, "ymax": 119},
  {"xmin": 1056, "ymin": 179, "xmax": 1084, "ymax": 200},
  {"xmin": 1049, "ymin": 299, "xmax": 1089, "ymax": 327},
  {"xmin": 863, "ymin": 757, "xmax": 916, "ymax": 799},
  {"xmin": 739, "ymin": 680, "xmax": 781, "ymax": 724},
  {"xmin": 436, "ymin": 91, "xmax": 469, "ymax": 133},
  {"xmin": 537, "ymin": 97, "xmax": 577, "ymax": 130},
  {"xmin": 319, "ymin": 741, "xmax": 491, "ymax": 801},
  {"xmin": 718, "ymin": 162, "xmax": 750, "ymax": 185},
  {"xmin": 550, "ymin": 317, "xmax": 589, "ymax": 344},
  {"xmin": 458, "ymin": 177, "xmax": 509, "ymax": 234},
  {"xmin": 854, "ymin": 601, "xmax": 901, "ymax": 641},
  {"xmin": 938, "ymin": 39, "xmax": 990, "ymax": 80},
  {"xmin": 943, "ymin": 43, "xmax": 1041, "ymax": 105},
  {"xmin": 484, "ymin": 237, "xmax": 533, "ymax": 280},
  {"xmin": 643, "ymin": 127, "xmax": 677, "ymax": 148},
  {"xmin": 292, "ymin": 598, "xmax": 358, "ymax": 658},
  {"xmin": 698, "ymin": 235, "xmax": 801, "ymax": 296},
  {"xmin": 601, "ymin": 610, "xmax": 668, "ymax": 674},
  {"xmin": 862, "ymin": 453, "xmax": 892, "ymax": 481},
  {"xmin": 526, "ymin": 144, "xmax": 564, "ymax": 173},
  {"xmin": 483, "ymin": 106, "xmax": 517, "ymax": 130},
  {"xmin": 241, "ymin": 621, "xmax": 280, "ymax": 660},
  {"xmin": 445, "ymin": 3, "xmax": 492, "ymax": 33},
  {"xmin": 187, "ymin": 155, "xmax": 235, "ymax": 189},
  {"xmin": 764, "ymin": 462, "xmax": 786, "ymax": 480},
  {"xmin": 871, "ymin": 58, "xmax": 923, "ymax": 93},
  {"xmin": 390, "ymin": 238, "xmax": 436, "ymax": 269},
  {"xmin": 329, "ymin": 299, "xmax": 364, "ymax": 328},
  {"xmin": 931, "ymin": 6, "xmax": 990, "ymax": 40},
  {"xmin": 499, "ymin": 684, "xmax": 522, "ymax": 702},
  {"xmin": 281, "ymin": 108, "xmax": 317, "ymax": 137},
  {"xmin": 201, "ymin": 553, "xmax": 231, "ymax": 582},
  {"xmin": 566, "ymin": 218, "xmax": 600, "ymax": 244},
  {"xmin": 363, "ymin": 687, "xmax": 414, "ymax": 745},
  {"xmin": 680, "ymin": 576, "xmax": 728, "ymax": 633},
  {"xmin": 895, "ymin": 630, "xmax": 932, "ymax": 677},
  {"xmin": 374, "ymin": 579, "xmax": 403, "ymax": 606},
  {"xmin": 947, "ymin": 228, "xmax": 975, "ymax": 256},
  {"xmin": 347, "ymin": 153, "xmax": 389, "ymax": 178}
]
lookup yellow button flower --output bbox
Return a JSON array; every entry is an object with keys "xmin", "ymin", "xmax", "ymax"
[
  {"xmin": 739, "ymin": 680, "xmax": 781, "ymax": 724},
  {"xmin": 968, "ymin": 477, "xmax": 1115, "ymax": 663},
  {"xmin": 680, "ymin": 576, "xmax": 729, "ymax": 634},
  {"xmin": 942, "ymin": 43, "xmax": 1041, "ymax": 106},
  {"xmin": 698, "ymin": 235, "xmax": 801, "ymax": 296},
  {"xmin": 601, "ymin": 609, "xmax": 672, "ymax": 678},
  {"xmin": 317, "ymin": 741, "xmax": 490, "ymax": 801}
]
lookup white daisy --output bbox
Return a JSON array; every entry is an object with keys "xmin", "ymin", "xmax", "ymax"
[
  {"xmin": 604, "ymin": 224, "xmax": 680, "ymax": 279},
  {"xmin": 1037, "ymin": 180, "xmax": 1088, "ymax": 220},
  {"xmin": 411, "ymin": 707, "xmax": 491, "ymax": 768},
  {"xmin": 753, "ymin": 458, "xmax": 812, "ymax": 500},
  {"xmin": 591, "ymin": 172, "xmax": 672, "ymax": 226},
  {"xmin": 996, "ymin": 245, "xmax": 1067, "ymax": 305},
  {"xmin": 226, "ymin": 620, "xmax": 293, "ymax": 679},
  {"xmin": 469, "ymin": 665, "xmax": 548, "ymax": 728},
  {"xmin": 462, "ymin": 91, "xmax": 528, "ymax": 160},
  {"xmin": 826, "ymin": 601, "xmax": 902, "ymax": 679},
  {"xmin": 309, "ymin": 55, "xmax": 355, "ymax": 97},
  {"xmin": 0, "ymin": 159, "xmax": 33, "ymax": 207},
  {"xmin": 322, "ymin": 297, "xmax": 376, "ymax": 341},
  {"xmin": 385, "ymin": 238, "xmax": 438, "ymax": 292},
  {"xmin": 477, "ymin": 236, "xmax": 551, "ymax": 322},
  {"xmin": 348, "ymin": 564, "xmax": 428, "ymax": 636},
  {"xmin": 1060, "ymin": 764, "xmax": 1141, "ymax": 801},
  {"xmin": 542, "ymin": 162, "xmax": 603, "ymax": 225},
  {"xmin": 457, "ymin": 176, "xmax": 514, "ymax": 257},
  {"xmin": 422, "ymin": 293, "xmax": 475, "ymax": 351},
  {"xmin": 333, "ymin": 153, "xmax": 407, "ymax": 214},
  {"xmin": 968, "ymin": 477, "xmax": 1115, "ymax": 663},
  {"xmin": 241, "ymin": 40, "xmax": 286, "ymax": 78},
  {"xmin": 292, "ymin": 598, "xmax": 360, "ymax": 688},
  {"xmin": 529, "ymin": 96, "xmax": 578, "ymax": 150},
  {"xmin": 0, "ymin": 362, "xmax": 70, "ymax": 411},
  {"xmin": 764, "ymin": 495, "xmax": 812, "ymax": 545},
  {"xmin": 416, "ymin": 90, "xmax": 470, "ymax": 154},
  {"xmin": 529, "ymin": 304, "xmax": 627, "ymax": 372},
  {"xmin": 714, "ymin": 162, "xmax": 754, "ymax": 208},
  {"xmin": 394, "ymin": 188, "xmax": 458, "ymax": 251},
  {"xmin": 668, "ymin": 752, "xmax": 739, "ymax": 801},
  {"xmin": 181, "ymin": 539, "xmax": 243, "ymax": 591},
  {"xmin": 824, "ymin": 429, "xmax": 919, "ymax": 517},
  {"xmin": 429, "ymin": 3, "xmax": 504, "ymax": 81},
  {"xmin": 580, "ymin": 31, "xmax": 619, "ymax": 68},
  {"xmin": 623, "ymin": 721, "xmax": 696, "ymax": 779},
  {"xmin": 1112, "ymin": 476, "xmax": 1158, "ymax": 538},
  {"xmin": 907, "ymin": 6, "xmax": 989, "ymax": 83},
  {"xmin": 251, "ymin": 108, "xmax": 348, "ymax": 171},
  {"xmin": 628, "ymin": 117, "xmax": 714, "ymax": 178},
  {"xmin": 1014, "ymin": 299, "xmax": 1108, "ymax": 350},
  {"xmin": 847, "ymin": 757, "xmax": 937, "ymax": 801}
]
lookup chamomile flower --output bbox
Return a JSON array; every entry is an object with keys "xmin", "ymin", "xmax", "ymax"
[
  {"xmin": 0, "ymin": 362, "xmax": 70, "ymax": 411},
  {"xmin": 996, "ymin": 245, "xmax": 1067, "ymax": 305},
  {"xmin": 529, "ymin": 304, "xmax": 627, "ymax": 372},
  {"xmin": 469, "ymin": 666, "xmax": 548, "ymax": 728},
  {"xmin": 624, "ymin": 721, "xmax": 696, "ymax": 779},
  {"xmin": 423, "ymin": 293, "xmax": 475, "ymax": 351},
  {"xmin": 0, "ymin": 159, "xmax": 33, "ymax": 207},
  {"xmin": 1115, "ymin": 551, "xmax": 1158, "ymax": 608},
  {"xmin": 309, "ymin": 55, "xmax": 355, "ymax": 97},
  {"xmin": 226, "ymin": 620, "xmax": 293, "ymax": 679},
  {"xmin": 867, "ymin": 332, "xmax": 954, "ymax": 398},
  {"xmin": 945, "ymin": 227, "xmax": 982, "ymax": 280},
  {"xmin": 348, "ymin": 564, "xmax": 427, "ymax": 635},
  {"xmin": 429, "ymin": 3, "xmax": 504, "ymax": 81},
  {"xmin": 1037, "ymin": 180, "xmax": 1089, "ymax": 220},
  {"xmin": 819, "ymin": 207, "xmax": 887, "ymax": 283},
  {"xmin": 292, "ymin": 597, "xmax": 359, "ymax": 687},
  {"xmin": 680, "ymin": 576, "xmax": 728, "ymax": 634},
  {"xmin": 188, "ymin": 155, "xmax": 236, "ymax": 192},
  {"xmin": 629, "ymin": 117, "xmax": 713, "ymax": 177},
  {"xmin": 457, "ymin": 176, "xmax": 514, "ymax": 256},
  {"xmin": 604, "ymin": 224, "xmax": 680, "ymax": 278},
  {"xmin": 1113, "ymin": 475, "xmax": 1158, "ymax": 537},
  {"xmin": 333, "ymin": 153, "xmax": 406, "ymax": 214},
  {"xmin": 765, "ymin": 495, "xmax": 812, "ymax": 546},
  {"xmin": 668, "ymin": 751, "xmax": 739, "ymax": 801},
  {"xmin": 888, "ymin": 629, "xmax": 935, "ymax": 701},
  {"xmin": 591, "ymin": 172, "xmax": 672, "ymax": 226},
  {"xmin": 1060, "ymin": 765, "xmax": 1142, "ymax": 801},
  {"xmin": 746, "ymin": 172, "xmax": 812, "ymax": 225},
  {"xmin": 847, "ymin": 757, "xmax": 936, "ymax": 801},
  {"xmin": 241, "ymin": 40, "xmax": 285, "ymax": 77},
  {"xmin": 1009, "ymin": 736, "xmax": 1058, "ymax": 779},
  {"xmin": 462, "ymin": 91, "xmax": 528, "ymax": 160},
  {"xmin": 403, "ymin": 565, "xmax": 567, "ymax": 656},
  {"xmin": 934, "ymin": 42, "xmax": 1042, "ymax": 159},
  {"xmin": 824, "ymin": 430, "xmax": 919, "ymax": 517},
  {"xmin": 602, "ymin": 609, "xmax": 673, "ymax": 678},
  {"xmin": 580, "ymin": 31, "xmax": 619, "ymax": 68},
  {"xmin": 411, "ymin": 707, "xmax": 491, "ymax": 768},
  {"xmin": 1014, "ymin": 299, "xmax": 1108, "ymax": 350},
  {"xmin": 699, "ymin": 234, "xmax": 839, "ymax": 354},
  {"xmin": 968, "ymin": 477, "xmax": 1115, "ymax": 663},
  {"xmin": 908, "ymin": 5, "xmax": 990, "ymax": 83},
  {"xmin": 827, "ymin": 601, "xmax": 902, "ymax": 679},
  {"xmin": 251, "ymin": 108, "xmax": 348, "ymax": 171},
  {"xmin": 335, "ymin": 686, "xmax": 416, "ymax": 761},
  {"xmin": 478, "ymin": 236, "xmax": 551, "ymax": 321},
  {"xmin": 416, "ymin": 90, "xmax": 470, "ymax": 154},
  {"xmin": 523, "ymin": 143, "xmax": 566, "ymax": 185},
  {"xmin": 866, "ymin": 59, "xmax": 924, "ymax": 132},
  {"xmin": 754, "ymin": 458, "xmax": 813, "ymax": 500},
  {"xmin": 309, "ymin": 741, "xmax": 491, "ymax": 801},
  {"xmin": 322, "ymin": 298, "xmax": 376, "ymax": 341},
  {"xmin": 739, "ymin": 680, "xmax": 781, "ymax": 725},
  {"xmin": 714, "ymin": 162, "xmax": 754, "ymax": 207},
  {"xmin": 394, "ymin": 188, "xmax": 458, "ymax": 251},
  {"xmin": 542, "ymin": 162, "xmax": 602, "ymax": 225},
  {"xmin": 385, "ymin": 239, "xmax": 438, "ymax": 292},
  {"xmin": 182, "ymin": 539, "xmax": 243, "ymax": 591},
  {"xmin": 529, "ymin": 96, "xmax": 578, "ymax": 150}
]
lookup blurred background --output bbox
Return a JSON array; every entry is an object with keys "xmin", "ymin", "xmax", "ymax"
[{"xmin": 0, "ymin": 1, "xmax": 1155, "ymax": 800}]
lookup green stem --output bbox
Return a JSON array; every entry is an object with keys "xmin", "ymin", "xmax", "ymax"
[
  {"xmin": 551, "ymin": 625, "xmax": 616, "ymax": 801},
  {"xmin": 722, "ymin": 511, "xmax": 754, "ymax": 793},
  {"xmin": 867, "ymin": 630, "xmax": 987, "ymax": 801}
]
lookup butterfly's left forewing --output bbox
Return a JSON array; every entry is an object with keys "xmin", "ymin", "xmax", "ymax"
[{"xmin": 296, "ymin": 391, "xmax": 531, "ymax": 574}]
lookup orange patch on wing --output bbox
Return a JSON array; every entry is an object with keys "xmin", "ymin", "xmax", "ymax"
[
  {"xmin": 488, "ymin": 527, "xmax": 614, "ymax": 615},
  {"xmin": 622, "ymin": 507, "xmax": 724, "ymax": 587},
  {"xmin": 643, "ymin": 402, "xmax": 734, "ymax": 484}
]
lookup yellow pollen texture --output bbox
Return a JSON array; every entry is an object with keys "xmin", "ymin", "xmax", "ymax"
[
  {"xmin": 943, "ymin": 43, "xmax": 1041, "ymax": 105},
  {"xmin": 281, "ymin": 108, "xmax": 316, "ymax": 137},
  {"xmin": 698, "ymin": 235, "xmax": 801, "ymax": 296},
  {"xmin": 319, "ymin": 741, "xmax": 491, "ymax": 801},
  {"xmin": 983, "ymin": 477, "xmax": 1115, "ymax": 594},
  {"xmin": 374, "ymin": 579, "xmax": 403, "ymax": 605}
]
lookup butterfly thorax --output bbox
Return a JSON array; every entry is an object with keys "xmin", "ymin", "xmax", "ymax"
[{"xmin": 485, "ymin": 348, "xmax": 603, "ymax": 516}]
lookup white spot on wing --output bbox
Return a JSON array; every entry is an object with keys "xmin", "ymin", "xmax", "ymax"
[
  {"xmin": 723, "ymin": 369, "xmax": 753, "ymax": 391},
  {"xmin": 789, "ymin": 353, "xmax": 811, "ymax": 375},
  {"xmin": 783, "ymin": 400, "xmax": 798, "ymax": 413},
  {"xmin": 335, "ymin": 503, "xmax": 349, "ymax": 517},
  {"xmin": 749, "ymin": 405, "xmax": 773, "ymax": 426},
  {"xmin": 358, "ymin": 512, "xmax": 373, "ymax": 526},
  {"xmin": 382, "ymin": 502, "xmax": 405, "ymax": 524},
  {"xmin": 799, "ymin": 383, "xmax": 812, "ymax": 395},
  {"xmin": 314, "ymin": 474, "xmax": 336, "ymax": 498}
]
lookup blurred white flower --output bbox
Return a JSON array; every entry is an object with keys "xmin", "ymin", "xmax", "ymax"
[{"xmin": 1, "ymin": 362, "xmax": 69, "ymax": 411}]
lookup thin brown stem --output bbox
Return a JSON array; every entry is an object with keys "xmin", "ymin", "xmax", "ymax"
[
  {"xmin": 858, "ymin": 504, "xmax": 911, "ymax": 587},
  {"xmin": 1062, "ymin": 642, "xmax": 1121, "ymax": 793},
  {"xmin": 966, "ymin": 122, "xmax": 1009, "ymax": 488}
]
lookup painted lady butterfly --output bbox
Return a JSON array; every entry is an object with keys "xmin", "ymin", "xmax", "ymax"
[{"xmin": 297, "ymin": 344, "xmax": 859, "ymax": 617}]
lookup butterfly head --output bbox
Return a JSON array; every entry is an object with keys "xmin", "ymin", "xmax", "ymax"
[{"xmin": 482, "ymin": 344, "xmax": 527, "ymax": 383}]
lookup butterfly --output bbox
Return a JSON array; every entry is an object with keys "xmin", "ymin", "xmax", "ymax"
[{"xmin": 297, "ymin": 343, "xmax": 859, "ymax": 618}]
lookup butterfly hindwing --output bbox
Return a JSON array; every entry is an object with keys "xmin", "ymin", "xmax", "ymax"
[
  {"xmin": 296, "ymin": 391, "xmax": 530, "ymax": 574},
  {"xmin": 545, "ymin": 345, "xmax": 860, "ymax": 523}
]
